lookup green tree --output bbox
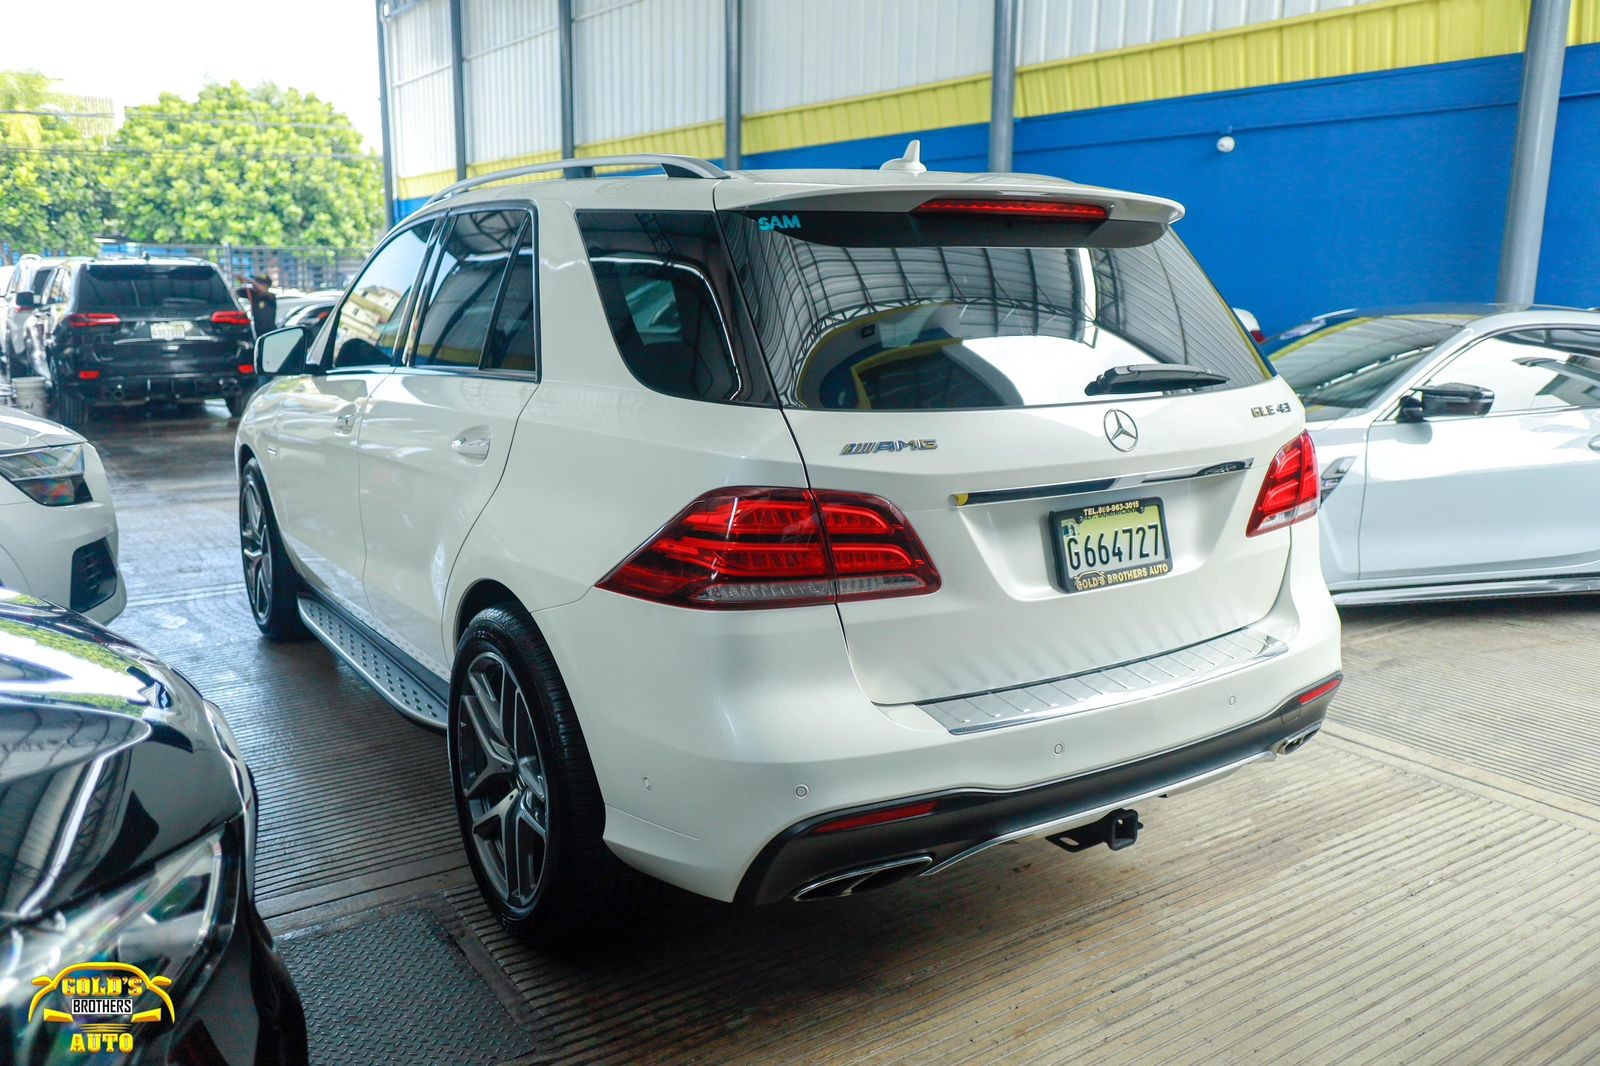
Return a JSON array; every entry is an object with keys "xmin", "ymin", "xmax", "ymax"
[
  {"xmin": 0, "ymin": 72, "xmax": 109, "ymax": 255},
  {"xmin": 106, "ymin": 81, "xmax": 382, "ymax": 248}
]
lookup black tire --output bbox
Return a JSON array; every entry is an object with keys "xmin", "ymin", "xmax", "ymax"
[
  {"xmin": 239, "ymin": 458, "xmax": 307, "ymax": 641},
  {"xmin": 49, "ymin": 388, "xmax": 89, "ymax": 428},
  {"xmin": 225, "ymin": 391, "xmax": 250, "ymax": 418},
  {"xmin": 449, "ymin": 604, "xmax": 658, "ymax": 947}
]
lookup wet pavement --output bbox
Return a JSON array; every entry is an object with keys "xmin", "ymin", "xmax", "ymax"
[{"xmin": 93, "ymin": 403, "xmax": 1600, "ymax": 1065}]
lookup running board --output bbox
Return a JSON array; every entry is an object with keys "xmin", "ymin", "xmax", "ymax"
[{"xmin": 297, "ymin": 595, "xmax": 448, "ymax": 730}]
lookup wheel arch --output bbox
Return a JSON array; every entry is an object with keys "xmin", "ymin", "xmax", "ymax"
[{"xmin": 454, "ymin": 578, "xmax": 528, "ymax": 648}]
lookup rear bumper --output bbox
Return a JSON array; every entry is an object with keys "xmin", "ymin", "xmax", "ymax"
[
  {"xmin": 736, "ymin": 679, "xmax": 1335, "ymax": 905},
  {"xmin": 64, "ymin": 371, "xmax": 253, "ymax": 404},
  {"xmin": 535, "ymin": 520, "xmax": 1341, "ymax": 903}
]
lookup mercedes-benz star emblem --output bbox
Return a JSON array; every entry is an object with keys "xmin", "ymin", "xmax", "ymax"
[{"xmin": 1104, "ymin": 409, "xmax": 1139, "ymax": 451}]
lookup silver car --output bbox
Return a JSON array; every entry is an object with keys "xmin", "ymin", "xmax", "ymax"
[{"xmin": 1273, "ymin": 304, "xmax": 1600, "ymax": 605}]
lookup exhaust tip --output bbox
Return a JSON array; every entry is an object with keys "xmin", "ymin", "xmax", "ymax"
[
  {"xmin": 1275, "ymin": 727, "xmax": 1319, "ymax": 756},
  {"xmin": 791, "ymin": 855, "xmax": 933, "ymax": 902}
]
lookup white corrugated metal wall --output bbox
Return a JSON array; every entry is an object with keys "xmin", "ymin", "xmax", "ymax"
[
  {"xmin": 572, "ymin": 0, "xmax": 724, "ymax": 145},
  {"xmin": 385, "ymin": 0, "xmax": 1377, "ymax": 192},
  {"xmin": 745, "ymin": 0, "xmax": 994, "ymax": 114},
  {"xmin": 463, "ymin": 0, "xmax": 563, "ymax": 168},
  {"xmin": 386, "ymin": 0, "xmax": 456, "ymax": 182}
]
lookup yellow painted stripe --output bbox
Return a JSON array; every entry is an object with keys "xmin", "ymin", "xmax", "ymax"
[
  {"xmin": 395, "ymin": 167, "xmax": 456, "ymax": 201},
  {"xmin": 400, "ymin": 0, "xmax": 1600, "ymax": 190},
  {"xmin": 1016, "ymin": 0, "xmax": 1535, "ymax": 117},
  {"xmin": 576, "ymin": 121, "xmax": 724, "ymax": 163}
]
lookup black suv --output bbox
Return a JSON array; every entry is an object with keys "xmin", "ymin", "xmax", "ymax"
[{"xmin": 30, "ymin": 257, "xmax": 256, "ymax": 425}]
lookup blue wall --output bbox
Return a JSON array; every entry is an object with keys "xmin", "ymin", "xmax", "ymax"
[{"xmin": 744, "ymin": 45, "xmax": 1600, "ymax": 335}]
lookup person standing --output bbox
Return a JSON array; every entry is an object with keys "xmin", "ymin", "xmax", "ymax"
[{"xmin": 246, "ymin": 275, "xmax": 277, "ymax": 338}]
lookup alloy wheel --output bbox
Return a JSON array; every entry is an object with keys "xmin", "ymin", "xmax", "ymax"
[
  {"xmin": 240, "ymin": 480, "xmax": 273, "ymax": 623},
  {"xmin": 457, "ymin": 650, "xmax": 550, "ymax": 911}
]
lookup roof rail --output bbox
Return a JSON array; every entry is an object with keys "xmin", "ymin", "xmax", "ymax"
[{"xmin": 425, "ymin": 153, "xmax": 729, "ymax": 206}]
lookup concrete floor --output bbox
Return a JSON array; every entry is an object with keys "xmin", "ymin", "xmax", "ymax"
[{"xmin": 96, "ymin": 404, "xmax": 1600, "ymax": 1064}]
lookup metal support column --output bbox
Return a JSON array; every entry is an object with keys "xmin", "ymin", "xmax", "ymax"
[
  {"xmin": 1496, "ymin": 0, "xmax": 1571, "ymax": 304},
  {"xmin": 558, "ymin": 0, "xmax": 576, "ymax": 159},
  {"xmin": 988, "ymin": 0, "xmax": 1018, "ymax": 172},
  {"xmin": 448, "ymin": 0, "xmax": 469, "ymax": 181},
  {"xmin": 724, "ymin": 0, "xmax": 743, "ymax": 169},
  {"xmin": 375, "ymin": 0, "xmax": 395, "ymax": 224}
]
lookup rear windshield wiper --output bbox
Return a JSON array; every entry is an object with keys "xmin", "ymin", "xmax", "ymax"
[{"xmin": 1085, "ymin": 364, "xmax": 1230, "ymax": 396}]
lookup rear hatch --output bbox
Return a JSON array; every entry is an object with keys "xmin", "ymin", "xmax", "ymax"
[
  {"xmin": 68, "ymin": 262, "xmax": 250, "ymax": 375},
  {"xmin": 712, "ymin": 178, "xmax": 1298, "ymax": 706}
]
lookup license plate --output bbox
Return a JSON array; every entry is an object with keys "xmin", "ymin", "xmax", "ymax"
[
  {"xmin": 1052, "ymin": 497, "xmax": 1172, "ymax": 593},
  {"xmin": 150, "ymin": 323, "xmax": 187, "ymax": 340}
]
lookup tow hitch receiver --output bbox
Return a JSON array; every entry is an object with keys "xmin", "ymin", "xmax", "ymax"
[{"xmin": 1048, "ymin": 808, "xmax": 1143, "ymax": 853}]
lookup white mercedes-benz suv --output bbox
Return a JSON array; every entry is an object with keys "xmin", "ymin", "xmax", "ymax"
[{"xmin": 237, "ymin": 152, "xmax": 1341, "ymax": 943}]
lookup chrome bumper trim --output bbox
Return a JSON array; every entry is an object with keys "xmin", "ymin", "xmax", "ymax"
[
  {"xmin": 917, "ymin": 626, "xmax": 1286, "ymax": 734},
  {"xmin": 919, "ymin": 750, "xmax": 1274, "ymax": 877},
  {"xmin": 951, "ymin": 458, "xmax": 1253, "ymax": 507}
]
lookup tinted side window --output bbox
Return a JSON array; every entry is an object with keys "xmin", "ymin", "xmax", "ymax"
[
  {"xmin": 330, "ymin": 220, "xmax": 435, "ymax": 370},
  {"xmin": 576, "ymin": 210, "xmax": 773, "ymax": 405},
  {"xmin": 1426, "ymin": 328, "xmax": 1600, "ymax": 413},
  {"xmin": 485, "ymin": 225, "xmax": 536, "ymax": 373},
  {"xmin": 411, "ymin": 210, "xmax": 523, "ymax": 369}
]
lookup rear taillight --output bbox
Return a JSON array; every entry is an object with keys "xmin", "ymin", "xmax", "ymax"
[
  {"xmin": 1247, "ymin": 431, "xmax": 1319, "ymax": 537},
  {"xmin": 1249, "ymin": 329, "xmax": 1268, "ymax": 344},
  {"xmin": 915, "ymin": 198, "xmax": 1109, "ymax": 221},
  {"xmin": 77, "ymin": 370, "xmax": 101, "ymax": 380},
  {"xmin": 211, "ymin": 310, "xmax": 251, "ymax": 326},
  {"xmin": 237, "ymin": 363, "xmax": 255, "ymax": 374},
  {"xmin": 65, "ymin": 313, "xmax": 120, "ymax": 329},
  {"xmin": 598, "ymin": 487, "xmax": 940, "ymax": 609}
]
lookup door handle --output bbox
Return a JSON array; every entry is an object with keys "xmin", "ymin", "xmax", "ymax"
[
  {"xmin": 1590, "ymin": 435, "xmax": 1600, "ymax": 452},
  {"xmin": 452, "ymin": 435, "xmax": 491, "ymax": 461},
  {"xmin": 334, "ymin": 411, "xmax": 355, "ymax": 434}
]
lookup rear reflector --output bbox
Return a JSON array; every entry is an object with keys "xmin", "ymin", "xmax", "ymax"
[
  {"xmin": 1298, "ymin": 678, "xmax": 1342, "ymax": 705},
  {"xmin": 1247, "ymin": 431, "xmax": 1319, "ymax": 537},
  {"xmin": 238, "ymin": 364, "xmax": 255, "ymax": 375},
  {"xmin": 915, "ymin": 198, "xmax": 1110, "ymax": 221},
  {"xmin": 597, "ymin": 487, "xmax": 940, "ymax": 609},
  {"xmin": 1249, "ymin": 329, "xmax": 1268, "ymax": 344},
  {"xmin": 65, "ymin": 313, "xmax": 120, "ymax": 329},
  {"xmin": 810, "ymin": 800, "xmax": 939, "ymax": 835},
  {"xmin": 77, "ymin": 370, "xmax": 101, "ymax": 380},
  {"xmin": 211, "ymin": 309, "xmax": 251, "ymax": 326}
]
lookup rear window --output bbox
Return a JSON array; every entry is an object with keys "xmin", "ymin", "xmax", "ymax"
[
  {"xmin": 75, "ymin": 264, "xmax": 234, "ymax": 312},
  {"xmin": 716, "ymin": 208, "xmax": 1269, "ymax": 411}
]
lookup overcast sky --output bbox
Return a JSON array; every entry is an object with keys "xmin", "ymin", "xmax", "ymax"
[{"xmin": 0, "ymin": 0, "xmax": 383, "ymax": 147}]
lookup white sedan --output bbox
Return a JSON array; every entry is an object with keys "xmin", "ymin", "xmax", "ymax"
[
  {"xmin": 0, "ymin": 404, "xmax": 124, "ymax": 622},
  {"xmin": 1272, "ymin": 304, "xmax": 1600, "ymax": 605}
]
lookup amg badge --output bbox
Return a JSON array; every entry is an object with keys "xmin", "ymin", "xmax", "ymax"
[{"xmin": 840, "ymin": 439, "xmax": 938, "ymax": 455}]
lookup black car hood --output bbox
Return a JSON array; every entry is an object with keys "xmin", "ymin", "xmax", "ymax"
[{"xmin": 0, "ymin": 591, "xmax": 243, "ymax": 924}]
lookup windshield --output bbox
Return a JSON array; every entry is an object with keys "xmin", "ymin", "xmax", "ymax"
[
  {"xmin": 1273, "ymin": 316, "xmax": 1471, "ymax": 417},
  {"xmin": 716, "ymin": 209, "xmax": 1268, "ymax": 411},
  {"xmin": 76, "ymin": 263, "xmax": 234, "ymax": 313}
]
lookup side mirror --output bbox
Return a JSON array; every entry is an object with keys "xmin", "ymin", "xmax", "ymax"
[
  {"xmin": 255, "ymin": 325, "xmax": 313, "ymax": 377},
  {"xmin": 13, "ymin": 291, "xmax": 36, "ymax": 311},
  {"xmin": 1398, "ymin": 382, "xmax": 1495, "ymax": 422}
]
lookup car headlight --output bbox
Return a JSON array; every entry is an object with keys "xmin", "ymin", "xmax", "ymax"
[
  {"xmin": 0, "ymin": 444, "xmax": 89, "ymax": 506},
  {"xmin": 0, "ymin": 825, "xmax": 240, "ymax": 1056}
]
